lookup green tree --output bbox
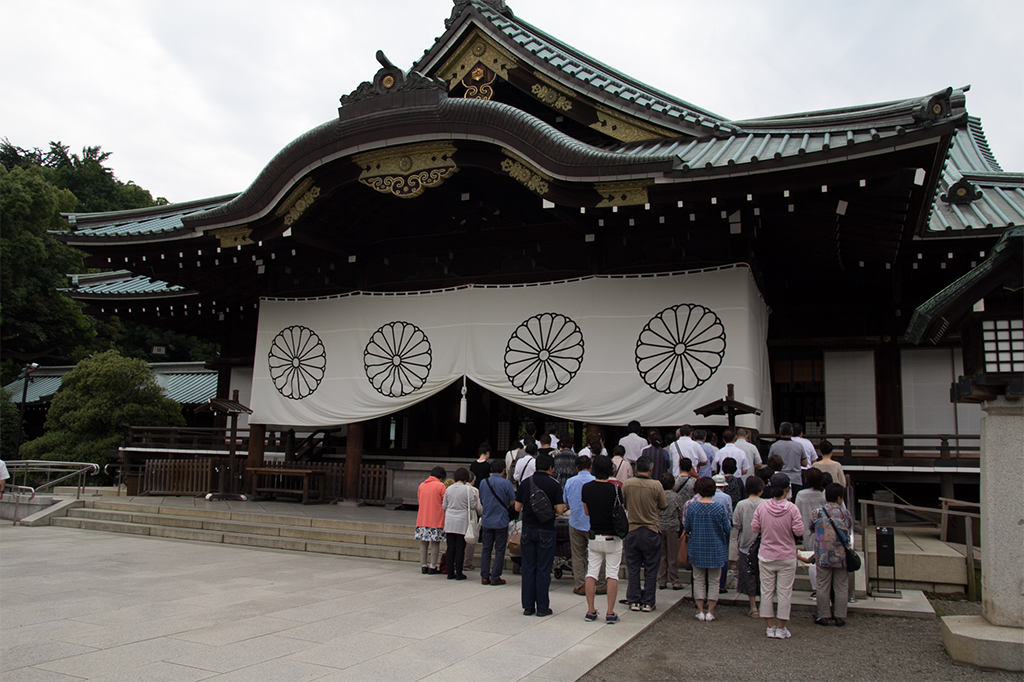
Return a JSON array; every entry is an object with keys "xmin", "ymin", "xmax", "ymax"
[
  {"xmin": 20, "ymin": 351, "xmax": 185, "ymax": 471},
  {"xmin": 0, "ymin": 139, "xmax": 168, "ymax": 210},
  {"xmin": 0, "ymin": 387, "xmax": 19, "ymax": 461},
  {"xmin": 0, "ymin": 164, "xmax": 94, "ymax": 384}
]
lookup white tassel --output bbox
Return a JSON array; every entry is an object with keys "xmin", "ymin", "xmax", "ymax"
[{"xmin": 459, "ymin": 377, "xmax": 468, "ymax": 424}]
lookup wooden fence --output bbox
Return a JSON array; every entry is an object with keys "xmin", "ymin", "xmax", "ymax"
[
  {"xmin": 143, "ymin": 459, "xmax": 214, "ymax": 496},
  {"xmin": 139, "ymin": 458, "xmax": 388, "ymax": 502}
]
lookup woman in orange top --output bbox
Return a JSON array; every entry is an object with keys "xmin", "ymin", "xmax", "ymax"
[{"xmin": 416, "ymin": 466, "xmax": 447, "ymax": 574}]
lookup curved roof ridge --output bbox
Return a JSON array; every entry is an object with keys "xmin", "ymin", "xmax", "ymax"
[
  {"xmin": 732, "ymin": 87, "xmax": 961, "ymax": 129},
  {"xmin": 966, "ymin": 116, "xmax": 1002, "ymax": 172},
  {"xmin": 505, "ymin": 13, "xmax": 727, "ymax": 123},
  {"xmin": 63, "ymin": 193, "xmax": 238, "ymax": 228},
  {"xmin": 418, "ymin": 0, "xmax": 734, "ymax": 136}
]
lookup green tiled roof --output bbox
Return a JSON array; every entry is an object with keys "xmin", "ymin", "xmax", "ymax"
[
  {"xmin": 61, "ymin": 271, "xmax": 188, "ymax": 299},
  {"xmin": 61, "ymin": 194, "xmax": 236, "ymax": 244},
  {"xmin": 906, "ymin": 226, "xmax": 1024, "ymax": 344},
  {"xmin": 4, "ymin": 363, "xmax": 217, "ymax": 406},
  {"xmin": 925, "ymin": 119, "xmax": 1024, "ymax": 234}
]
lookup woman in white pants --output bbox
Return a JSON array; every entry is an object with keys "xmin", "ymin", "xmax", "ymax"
[{"xmin": 752, "ymin": 473, "xmax": 805, "ymax": 639}]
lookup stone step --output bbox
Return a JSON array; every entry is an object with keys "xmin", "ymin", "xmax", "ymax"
[
  {"xmin": 66, "ymin": 507, "xmax": 420, "ymax": 549},
  {"xmin": 52, "ymin": 515, "xmax": 422, "ymax": 562},
  {"xmin": 78, "ymin": 500, "xmax": 413, "ymax": 537}
]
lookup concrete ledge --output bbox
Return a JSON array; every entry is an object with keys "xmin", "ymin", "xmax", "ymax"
[
  {"xmin": 941, "ymin": 615, "xmax": 1024, "ymax": 672},
  {"xmin": 18, "ymin": 499, "xmax": 83, "ymax": 527},
  {"xmin": 158, "ymin": 506, "xmax": 233, "ymax": 520},
  {"xmin": 222, "ymin": 533, "xmax": 306, "ymax": 551},
  {"xmin": 150, "ymin": 526, "xmax": 225, "ymax": 543}
]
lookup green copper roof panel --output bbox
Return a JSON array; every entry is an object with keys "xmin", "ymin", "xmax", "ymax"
[{"xmin": 62, "ymin": 273, "xmax": 185, "ymax": 297}]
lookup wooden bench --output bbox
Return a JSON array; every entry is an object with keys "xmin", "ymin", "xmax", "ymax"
[{"xmin": 248, "ymin": 468, "xmax": 327, "ymax": 504}]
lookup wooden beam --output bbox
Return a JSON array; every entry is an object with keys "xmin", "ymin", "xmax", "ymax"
[{"xmin": 345, "ymin": 422, "xmax": 364, "ymax": 500}]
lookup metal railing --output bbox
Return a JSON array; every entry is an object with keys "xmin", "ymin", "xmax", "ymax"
[
  {"xmin": 857, "ymin": 498, "xmax": 982, "ymax": 600},
  {"xmin": 3, "ymin": 460, "xmax": 100, "ymax": 525}
]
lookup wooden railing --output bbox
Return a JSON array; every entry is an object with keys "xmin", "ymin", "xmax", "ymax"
[
  {"xmin": 755, "ymin": 433, "xmax": 980, "ymax": 462},
  {"xmin": 143, "ymin": 459, "xmax": 214, "ymax": 496}
]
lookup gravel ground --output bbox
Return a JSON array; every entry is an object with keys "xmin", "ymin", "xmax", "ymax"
[{"xmin": 579, "ymin": 598, "xmax": 1021, "ymax": 682}]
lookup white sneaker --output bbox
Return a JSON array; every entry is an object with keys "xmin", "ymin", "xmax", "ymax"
[
  {"xmin": 775, "ymin": 627, "xmax": 792, "ymax": 639},
  {"xmin": 705, "ymin": 612, "xmax": 715, "ymax": 622},
  {"xmin": 696, "ymin": 611, "xmax": 706, "ymax": 621},
  {"xmin": 766, "ymin": 626, "xmax": 777, "ymax": 638}
]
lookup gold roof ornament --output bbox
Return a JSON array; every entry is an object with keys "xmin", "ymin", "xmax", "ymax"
[{"xmin": 354, "ymin": 142, "xmax": 459, "ymax": 199}]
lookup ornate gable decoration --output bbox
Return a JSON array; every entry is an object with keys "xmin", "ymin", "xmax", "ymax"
[
  {"xmin": 446, "ymin": 0, "xmax": 514, "ymax": 29},
  {"xmin": 353, "ymin": 142, "xmax": 459, "ymax": 199},
  {"xmin": 437, "ymin": 28, "xmax": 518, "ymax": 100},
  {"xmin": 340, "ymin": 51, "xmax": 446, "ymax": 107},
  {"xmin": 941, "ymin": 177, "xmax": 983, "ymax": 205}
]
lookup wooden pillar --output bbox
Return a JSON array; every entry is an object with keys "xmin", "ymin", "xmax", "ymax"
[
  {"xmin": 874, "ymin": 343, "xmax": 903, "ymax": 455},
  {"xmin": 345, "ymin": 422, "xmax": 364, "ymax": 500},
  {"xmin": 246, "ymin": 423, "xmax": 266, "ymax": 494}
]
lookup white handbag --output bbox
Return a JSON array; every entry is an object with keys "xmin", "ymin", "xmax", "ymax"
[{"xmin": 465, "ymin": 486, "xmax": 481, "ymax": 543}]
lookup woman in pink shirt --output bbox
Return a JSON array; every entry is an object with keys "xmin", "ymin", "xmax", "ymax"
[
  {"xmin": 751, "ymin": 473, "xmax": 805, "ymax": 640},
  {"xmin": 415, "ymin": 466, "xmax": 447, "ymax": 574}
]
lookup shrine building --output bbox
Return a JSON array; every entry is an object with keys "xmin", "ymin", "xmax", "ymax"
[{"xmin": 56, "ymin": 0, "xmax": 1023, "ymax": 499}]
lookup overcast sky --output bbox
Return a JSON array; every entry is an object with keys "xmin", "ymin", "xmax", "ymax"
[{"xmin": 3, "ymin": 0, "xmax": 1021, "ymax": 203}]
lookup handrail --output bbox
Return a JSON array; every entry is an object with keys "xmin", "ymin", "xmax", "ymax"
[
  {"xmin": 5, "ymin": 460, "xmax": 101, "ymax": 499},
  {"xmin": 756, "ymin": 432, "xmax": 980, "ymax": 461},
  {"xmin": 857, "ymin": 498, "xmax": 982, "ymax": 600},
  {"xmin": 939, "ymin": 497, "xmax": 981, "ymax": 543}
]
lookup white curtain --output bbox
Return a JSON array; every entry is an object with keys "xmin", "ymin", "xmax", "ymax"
[{"xmin": 249, "ymin": 265, "xmax": 771, "ymax": 430}]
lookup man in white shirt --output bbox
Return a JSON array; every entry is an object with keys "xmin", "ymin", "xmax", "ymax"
[
  {"xmin": 713, "ymin": 429, "xmax": 751, "ymax": 481},
  {"xmin": 618, "ymin": 421, "xmax": 648, "ymax": 465},
  {"xmin": 675, "ymin": 425, "xmax": 707, "ymax": 475},
  {"xmin": 514, "ymin": 442, "xmax": 538, "ymax": 485},
  {"xmin": 791, "ymin": 423, "xmax": 818, "ymax": 470},
  {"xmin": 578, "ymin": 435, "xmax": 606, "ymax": 458},
  {"xmin": 734, "ymin": 428, "xmax": 763, "ymax": 471},
  {"xmin": 547, "ymin": 427, "xmax": 560, "ymax": 451}
]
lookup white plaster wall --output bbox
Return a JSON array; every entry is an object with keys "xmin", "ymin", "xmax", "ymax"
[
  {"xmin": 901, "ymin": 348, "xmax": 982, "ymax": 448},
  {"xmin": 824, "ymin": 351, "xmax": 876, "ymax": 445}
]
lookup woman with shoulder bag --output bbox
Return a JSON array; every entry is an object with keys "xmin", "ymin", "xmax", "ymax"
[
  {"xmin": 441, "ymin": 468, "xmax": 482, "ymax": 581},
  {"xmin": 810, "ymin": 482, "xmax": 854, "ymax": 626}
]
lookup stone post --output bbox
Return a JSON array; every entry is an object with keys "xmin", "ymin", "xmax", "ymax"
[
  {"xmin": 979, "ymin": 396, "xmax": 1023, "ymax": 628},
  {"xmin": 941, "ymin": 395, "xmax": 1024, "ymax": 671}
]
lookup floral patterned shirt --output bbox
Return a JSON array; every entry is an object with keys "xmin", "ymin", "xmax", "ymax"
[{"xmin": 811, "ymin": 502, "xmax": 853, "ymax": 568}]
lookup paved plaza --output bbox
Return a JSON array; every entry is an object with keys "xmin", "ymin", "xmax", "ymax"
[{"xmin": 0, "ymin": 523, "xmax": 687, "ymax": 681}]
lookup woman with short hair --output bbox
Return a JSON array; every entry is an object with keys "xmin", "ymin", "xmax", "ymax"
[
  {"xmin": 442, "ymin": 467, "xmax": 482, "ymax": 581},
  {"xmin": 811, "ymin": 482, "xmax": 854, "ymax": 626},
  {"xmin": 752, "ymin": 473, "xmax": 805, "ymax": 639},
  {"xmin": 684, "ymin": 476, "xmax": 731, "ymax": 622},
  {"xmin": 415, "ymin": 466, "xmax": 447, "ymax": 574}
]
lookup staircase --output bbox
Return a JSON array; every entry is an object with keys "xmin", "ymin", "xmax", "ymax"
[{"xmin": 49, "ymin": 499, "xmax": 421, "ymax": 562}]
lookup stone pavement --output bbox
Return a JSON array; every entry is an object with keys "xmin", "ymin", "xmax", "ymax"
[{"xmin": 0, "ymin": 523, "xmax": 688, "ymax": 682}]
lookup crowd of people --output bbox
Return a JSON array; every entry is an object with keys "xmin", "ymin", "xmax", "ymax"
[{"xmin": 414, "ymin": 420, "xmax": 853, "ymax": 635}]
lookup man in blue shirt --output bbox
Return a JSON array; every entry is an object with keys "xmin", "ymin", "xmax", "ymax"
[
  {"xmin": 695, "ymin": 430, "xmax": 716, "ymax": 479},
  {"xmin": 563, "ymin": 457, "xmax": 607, "ymax": 596},
  {"xmin": 479, "ymin": 459, "xmax": 516, "ymax": 585}
]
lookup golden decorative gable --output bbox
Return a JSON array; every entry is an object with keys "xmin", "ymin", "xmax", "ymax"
[
  {"xmin": 590, "ymin": 105, "xmax": 675, "ymax": 143},
  {"xmin": 353, "ymin": 142, "xmax": 459, "ymax": 199},
  {"xmin": 436, "ymin": 28, "xmax": 519, "ymax": 90},
  {"xmin": 212, "ymin": 225, "xmax": 254, "ymax": 248},
  {"xmin": 595, "ymin": 179, "xmax": 653, "ymax": 207}
]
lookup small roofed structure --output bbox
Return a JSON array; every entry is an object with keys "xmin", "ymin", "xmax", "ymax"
[
  {"xmin": 692, "ymin": 383, "xmax": 762, "ymax": 429},
  {"xmin": 907, "ymin": 226, "xmax": 1023, "ymax": 403}
]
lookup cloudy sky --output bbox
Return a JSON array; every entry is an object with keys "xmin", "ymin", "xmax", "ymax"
[{"xmin": 3, "ymin": 0, "xmax": 1021, "ymax": 203}]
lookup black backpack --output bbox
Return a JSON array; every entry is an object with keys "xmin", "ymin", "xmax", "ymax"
[{"xmin": 527, "ymin": 478, "xmax": 555, "ymax": 524}]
